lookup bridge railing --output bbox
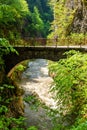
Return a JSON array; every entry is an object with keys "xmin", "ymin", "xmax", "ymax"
[{"xmin": 13, "ymin": 37, "xmax": 87, "ymax": 47}]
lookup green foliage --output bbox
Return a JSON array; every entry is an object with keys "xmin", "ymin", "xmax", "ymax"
[
  {"xmin": 10, "ymin": 63, "xmax": 27, "ymax": 82},
  {"xmin": 26, "ymin": 0, "xmax": 53, "ymax": 37},
  {"xmin": 0, "ymin": 0, "xmax": 29, "ymax": 20},
  {"xmin": 0, "ymin": 38, "xmax": 17, "ymax": 66},
  {"xmin": 71, "ymin": 121, "xmax": 87, "ymax": 130},
  {"xmin": 0, "ymin": 84, "xmax": 14, "ymax": 107},
  {"xmin": 0, "ymin": 0, "xmax": 29, "ymax": 43},
  {"xmin": 48, "ymin": 0, "xmax": 75, "ymax": 39},
  {"xmin": 0, "ymin": 38, "xmax": 17, "ymax": 71},
  {"xmin": 66, "ymin": 33, "xmax": 86, "ymax": 45},
  {"xmin": 0, "ymin": 83, "xmax": 38, "ymax": 130},
  {"xmin": 0, "ymin": 115, "xmax": 25, "ymax": 130},
  {"xmin": 15, "ymin": 64, "xmax": 25, "ymax": 72},
  {"xmin": 49, "ymin": 50, "xmax": 87, "ymax": 128},
  {"xmin": 0, "ymin": 38, "xmax": 17, "ymax": 55},
  {"xmin": 30, "ymin": 6, "xmax": 44, "ymax": 37},
  {"xmin": 0, "ymin": 38, "xmax": 26, "ymax": 129},
  {"xmin": 48, "ymin": 0, "xmax": 87, "ymax": 46},
  {"xmin": 27, "ymin": 126, "xmax": 38, "ymax": 130},
  {"xmin": 0, "ymin": 82, "xmax": 39, "ymax": 130},
  {"xmin": 24, "ymin": 94, "xmax": 42, "ymax": 110},
  {"xmin": 0, "ymin": 0, "xmax": 53, "ymax": 40},
  {"xmin": 53, "ymin": 33, "xmax": 87, "ymax": 46}
]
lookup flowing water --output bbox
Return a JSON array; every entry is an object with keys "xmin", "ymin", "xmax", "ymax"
[{"xmin": 20, "ymin": 59, "xmax": 57, "ymax": 130}]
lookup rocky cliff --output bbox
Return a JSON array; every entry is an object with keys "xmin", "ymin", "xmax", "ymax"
[{"xmin": 67, "ymin": 0, "xmax": 87, "ymax": 33}]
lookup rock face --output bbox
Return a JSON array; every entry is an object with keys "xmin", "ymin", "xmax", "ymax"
[{"xmin": 67, "ymin": 0, "xmax": 87, "ymax": 33}]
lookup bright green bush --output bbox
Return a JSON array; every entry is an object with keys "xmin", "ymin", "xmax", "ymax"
[
  {"xmin": 0, "ymin": 38, "xmax": 17, "ymax": 56},
  {"xmin": 15, "ymin": 64, "xmax": 25, "ymax": 71},
  {"xmin": 27, "ymin": 126, "xmax": 38, "ymax": 130},
  {"xmin": 71, "ymin": 121, "xmax": 87, "ymax": 130},
  {"xmin": 49, "ymin": 50, "xmax": 87, "ymax": 129}
]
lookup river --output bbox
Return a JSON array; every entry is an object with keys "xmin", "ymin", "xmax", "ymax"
[{"xmin": 20, "ymin": 59, "xmax": 57, "ymax": 130}]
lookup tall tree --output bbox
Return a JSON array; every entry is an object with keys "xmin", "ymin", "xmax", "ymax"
[
  {"xmin": 31, "ymin": 6, "xmax": 44, "ymax": 37},
  {"xmin": 25, "ymin": 0, "xmax": 53, "ymax": 37},
  {"xmin": 48, "ymin": 0, "xmax": 75, "ymax": 39},
  {"xmin": 0, "ymin": 0, "xmax": 29, "ymax": 43}
]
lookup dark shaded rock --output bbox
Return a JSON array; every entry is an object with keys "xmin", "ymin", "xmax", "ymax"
[{"xmin": 67, "ymin": 0, "xmax": 87, "ymax": 33}]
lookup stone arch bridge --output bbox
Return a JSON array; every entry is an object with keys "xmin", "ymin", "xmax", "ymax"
[{"xmin": 3, "ymin": 46, "xmax": 87, "ymax": 75}]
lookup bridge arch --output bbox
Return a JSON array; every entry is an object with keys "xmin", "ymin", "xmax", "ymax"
[{"xmin": 3, "ymin": 46, "xmax": 87, "ymax": 75}]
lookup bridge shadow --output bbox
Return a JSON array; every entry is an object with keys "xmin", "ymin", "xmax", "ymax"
[{"xmin": 7, "ymin": 59, "xmax": 51, "ymax": 78}]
